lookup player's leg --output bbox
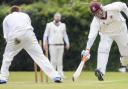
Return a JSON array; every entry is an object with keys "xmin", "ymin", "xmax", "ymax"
[
  {"xmin": 56, "ymin": 45, "xmax": 64, "ymax": 78},
  {"xmin": 0, "ymin": 39, "xmax": 23, "ymax": 83},
  {"xmin": 24, "ymin": 31, "xmax": 62, "ymax": 82},
  {"xmin": 115, "ymin": 30, "xmax": 128, "ymax": 71},
  {"xmin": 96, "ymin": 34, "xmax": 113, "ymax": 81},
  {"xmin": 49, "ymin": 45, "xmax": 58, "ymax": 70},
  {"xmin": 25, "ymin": 43, "xmax": 62, "ymax": 82},
  {"xmin": 118, "ymin": 58, "xmax": 127, "ymax": 73}
]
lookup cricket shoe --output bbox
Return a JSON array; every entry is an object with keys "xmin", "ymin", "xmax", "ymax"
[
  {"xmin": 0, "ymin": 80, "xmax": 7, "ymax": 84},
  {"xmin": 118, "ymin": 67, "xmax": 126, "ymax": 73},
  {"xmin": 53, "ymin": 77, "xmax": 62, "ymax": 83},
  {"xmin": 95, "ymin": 69, "xmax": 104, "ymax": 81}
]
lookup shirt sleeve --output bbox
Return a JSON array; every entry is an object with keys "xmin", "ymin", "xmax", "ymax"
[
  {"xmin": 86, "ymin": 17, "xmax": 100, "ymax": 49},
  {"xmin": 106, "ymin": 2, "xmax": 128, "ymax": 18},
  {"xmin": 3, "ymin": 18, "xmax": 8, "ymax": 40},
  {"xmin": 43, "ymin": 23, "xmax": 50, "ymax": 45},
  {"xmin": 117, "ymin": 2, "xmax": 128, "ymax": 18},
  {"xmin": 26, "ymin": 13, "xmax": 34, "ymax": 30},
  {"xmin": 63, "ymin": 24, "xmax": 70, "ymax": 45}
]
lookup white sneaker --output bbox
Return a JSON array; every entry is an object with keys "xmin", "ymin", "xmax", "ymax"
[
  {"xmin": 0, "ymin": 80, "xmax": 7, "ymax": 84},
  {"xmin": 118, "ymin": 67, "xmax": 126, "ymax": 73},
  {"xmin": 53, "ymin": 77, "xmax": 62, "ymax": 83}
]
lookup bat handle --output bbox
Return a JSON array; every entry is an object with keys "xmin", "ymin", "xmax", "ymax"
[{"xmin": 81, "ymin": 56, "xmax": 88, "ymax": 63}]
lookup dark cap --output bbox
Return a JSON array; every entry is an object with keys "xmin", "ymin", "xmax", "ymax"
[
  {"xmin": 90, "ymin": 2, "xmax": 101, "ymax": 14},
  {"xmin": 10, "ymin": 5, "xmax": 20, "ymax": 13}
]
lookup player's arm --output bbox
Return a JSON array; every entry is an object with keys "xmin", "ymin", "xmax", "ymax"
[
  {"xmin": 109, "ymin": 2, "xmax": 128, "ymax": 18},
  {"xmin": 26, "ymin": 13, "xmax": 34, "ymax": 30},
  {"xmin": 43, "ymin": 23, "xmax": 50, "ymax": 50},
  {"xmin": 115, "ymin": 2, "xmax": 128, "ymax": 18},
  {"xmin": 81, "ymin": 17, "xmax": 100, "ymax": 59},
  {"xmin": 3, "ymin": 18, "xmax": 8, "ymax": 41},
  {"xmin": 118, "ymin": 2, "xmax": 128, "ymax": 18},
  {"xmin": 86, "ymin": 17, "xmax": 99, "ymax": 49},
  {"xmin": 63, "ymin": 24, "xmax": 70, "ymax": 50}
]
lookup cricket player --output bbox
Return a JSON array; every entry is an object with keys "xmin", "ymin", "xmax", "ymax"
[
  {"xmin": 43, "ymin": 13, "xmax": 70, "ymax": 78},
  {"xmin": 81, "ymin": 2, "xmax": 128, "ymax": 81},
  {"xmin": 0, "ymin": 5, "xmax": 62, "ymax": 84}
]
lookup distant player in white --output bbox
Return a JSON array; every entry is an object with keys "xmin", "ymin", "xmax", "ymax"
[
  {"xmin": 0, "ymin": 6, "xmax": 62, "ymax": 84},
  {"xmin": 43, "ymin": 13, "xmax": 70, "ymax": 78},
  {"xmin": 81, "ymin": 2, "xmax": 128, "ymax": 81}
]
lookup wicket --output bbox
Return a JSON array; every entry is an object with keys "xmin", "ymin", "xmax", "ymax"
[{"xmin": 34, "ymin": 40, "xmax": 48, "ymax": 83}]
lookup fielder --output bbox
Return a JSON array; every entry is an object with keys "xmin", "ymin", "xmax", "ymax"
[
  {"xmin": 0, "ymin": 5, "xmax": 62, "ymax": 84},
  {"xmin": 43, "ymin": 13, "xmax": 70, "ymax": 78},
  {"xmin": 81, "ymin": 2, "xmax": 128, "ymax": 81}
]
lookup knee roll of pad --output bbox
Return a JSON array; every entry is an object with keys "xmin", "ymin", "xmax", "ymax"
[{"xmin": 120, "ymin": 56, "xmax": 128, "ymax": 66}]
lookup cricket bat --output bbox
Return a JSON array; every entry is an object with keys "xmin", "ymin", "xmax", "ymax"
[{"xmin": 72, "ymin": 56, "xmax": 88, "ymax": 82}]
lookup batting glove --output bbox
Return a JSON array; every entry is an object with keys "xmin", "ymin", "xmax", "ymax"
[{"xmin": 81, "ymin": 49, "xmax": 90, "ymax": 59}]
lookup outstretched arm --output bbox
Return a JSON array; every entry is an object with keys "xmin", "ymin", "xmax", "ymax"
[
  {"xmin": 86, "ymin": 17, "xmax": 99, "ymax": 50},
  {"xmin": 81, "ymin": 17, "xmax": 100, "ymax": 59}
]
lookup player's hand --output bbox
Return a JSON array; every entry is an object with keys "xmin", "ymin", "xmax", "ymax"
[
  {"xmin": 43, "ymin": 44, "xmax": 47, "ymax": 51},
  {"xmin": 81, "ymin": 49, "xmax": 90, "ymax": 59},
  {"xmin": 65, "ymin": 44, "xmax": 70, "ymax": 50}
]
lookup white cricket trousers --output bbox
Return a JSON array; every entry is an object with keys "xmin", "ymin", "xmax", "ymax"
[
  {"xmin": 0, "ymin": 29, "xmax": 60, "ymax": 81},
  {"xmin": 97, "ymin": 25, "xmax": 128, "ymax": 74},
  {"xmin": 49, "ymin": 45, "xmax": 64, "ymax": 77}
]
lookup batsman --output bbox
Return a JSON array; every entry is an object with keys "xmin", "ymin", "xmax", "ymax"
[{"xmin": 81, "ymin": 1, "xmax": 128, "ymax": 81}]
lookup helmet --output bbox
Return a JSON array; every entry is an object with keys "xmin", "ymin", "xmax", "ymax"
[{"xmin": 89, "ymin": 3, "xmax": 101, "ymax": 14}]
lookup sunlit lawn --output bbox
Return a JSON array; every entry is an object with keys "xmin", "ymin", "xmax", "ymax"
[{"xmin": 0, "ymin": 71, "xmax": 128, "ymax": 89}]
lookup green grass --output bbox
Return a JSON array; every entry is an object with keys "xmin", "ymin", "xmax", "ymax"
[{"xmin": 0, "ymin": 71, "xmax": 128, "ymax": 89}]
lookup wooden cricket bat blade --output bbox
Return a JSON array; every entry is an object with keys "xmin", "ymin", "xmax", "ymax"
[{"xmin": 72, "ymin": 61, "xmax": 85, "ymax": 82}]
